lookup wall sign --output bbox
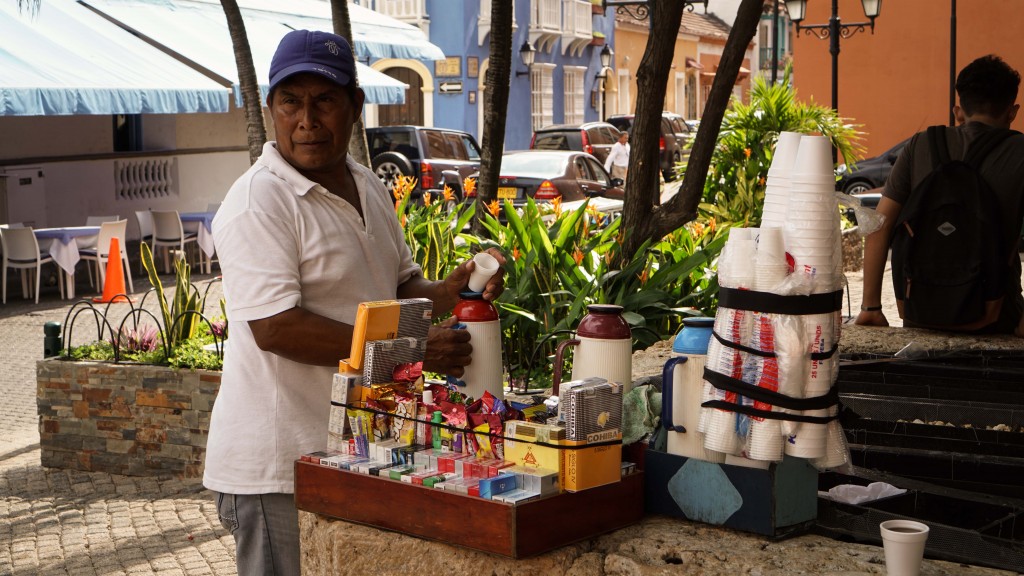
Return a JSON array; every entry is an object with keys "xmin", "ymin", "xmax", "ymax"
[{"xmin": 434, "ymin": 57, "xmax": 462, "ymax": 78}]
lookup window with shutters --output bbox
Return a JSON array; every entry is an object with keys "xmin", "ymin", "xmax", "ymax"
[
  {"xmin": 530, "ymin": 63, "xmax": 555, "ymax": 131},
  {"xmin": 563, "ymin": 66, "xmax": 586, "ymax": 125}
]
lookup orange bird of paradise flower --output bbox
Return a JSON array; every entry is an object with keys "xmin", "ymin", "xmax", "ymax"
[
  {"xmin": 573, "ymin": 248, "xmax": 585, "ymax": 265},
  {"xmin": 442, "ymin": 184, "xmax": 454, "ymax": 202},
  {"xmin": 463, "ymin": 177, "xmax": 477, "ymax": 196},
  {"xmin": 487, "ymin": 199, "xmax": 501, "ymax": 217}
]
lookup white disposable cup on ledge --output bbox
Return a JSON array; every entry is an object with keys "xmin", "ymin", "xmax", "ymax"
[
  {"xmin": 748, "ymin": 418, "xmax": 784, "ymax": 461},
  {"xmin": 468, "ymin": 252, "xmax": 500, "ymax": 292},
  {"xmin": 880, "ymin": 520, "xmax": 930, "ymax": 576}
]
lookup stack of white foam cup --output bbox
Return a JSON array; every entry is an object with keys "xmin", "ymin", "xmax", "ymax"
[
  {"xmin": 698, "ymin": 133, "xmax": 848, "ymax": 468},
  {"xmin": 762, "ymin": 131, "xmax": 802, "ymax": 228}
]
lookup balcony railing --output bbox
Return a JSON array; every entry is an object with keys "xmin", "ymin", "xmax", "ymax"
[
  {"xmin": 479, "ymin": 0, "xmax": 518, "ymax": 46},
  {"xmin": 561, "ymin": 0, "xmax": 592, "ymax": 56},
  {"xmin": 376, "ymin": 0, "xmax": 430, "ymax": 35},
  {"xmin": 531, "ymin": 0, "xmax": 561, "ymax": 52}
]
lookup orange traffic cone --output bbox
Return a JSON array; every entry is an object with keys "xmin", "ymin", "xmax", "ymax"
[{"xmin": 93, "ymin": 237, "xmax": 133, "ymax": 303}]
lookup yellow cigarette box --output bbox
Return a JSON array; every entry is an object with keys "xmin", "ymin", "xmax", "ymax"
[
  {"xmin": 503, "ymin": 421, "xmax": 565, "ymax": 477},
  {"xmin": 561, "ymin": 436, "xmax": 622, "ymax": 493}
]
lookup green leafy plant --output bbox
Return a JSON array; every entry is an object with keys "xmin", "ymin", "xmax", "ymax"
[
  {"xmin": 694, "ymin": 65, "xmax": 864, "ymax": 228},
  {"xmin": 140, "ymin": 242, "xmax": 205, "ymax": 352},
  {"xmin": 64, "ymin": 245, "xmax": 221, "ymax": 370}
]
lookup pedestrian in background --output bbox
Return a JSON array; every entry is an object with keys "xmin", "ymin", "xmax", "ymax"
[{"xmin": 605, "ymin": 130, "xmax": 630, "ymax": 184}]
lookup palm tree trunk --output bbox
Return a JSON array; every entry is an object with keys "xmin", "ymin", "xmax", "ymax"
[
  {"xmin": 331, "ymin": 0, "xmax": 371, "ymax": 169},
  {"xmin": 221, "ymin": 0, "xmax": 266, "ymax": 165},
  {"xmin": 621, "ymin": 0, "xmax": 762, "ymax": 259},
  {"xmin": 473, "ymin": 0, "xmax": 514, "ymax": 234}
]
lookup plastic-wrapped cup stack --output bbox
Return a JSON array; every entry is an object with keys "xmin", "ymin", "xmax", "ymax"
[
  {"xmin": 719, "ymin": 228, "xmax": 756, "ymax": 290},
  {"xmin": 786, "ymin": 135, "xmax": 842, "ymax": 292},
  {"xmin": 762, "ymin": 131, "xmax": 802, "ymax": 228},
  {"xmin": 755, "ymin": 227, "xmax": 789, "ymax": 292}
]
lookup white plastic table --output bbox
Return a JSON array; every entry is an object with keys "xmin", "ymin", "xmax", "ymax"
[{"xmin": 34, "ymin": 226, "xmax": 100, "ymax": 299}]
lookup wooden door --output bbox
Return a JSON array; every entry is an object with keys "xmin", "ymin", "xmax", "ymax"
[{"xmin": 378, "ymin": 67, "xmax": 423, "ymax": 126}]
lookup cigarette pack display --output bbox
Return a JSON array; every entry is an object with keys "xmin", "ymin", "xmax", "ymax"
[
  {"xmin": 349, "ymin": 298, "xmax": 433, "ymax": 370},
  {"xmin": 388, "ymin": 466, "xmax": 415, "ymax": 481},
  {"xmin": 329, "ymin": 372, "xmax": 361, "ymax": 450},
  {"xmin": 302, "ymin": 450, "xmax": 339, "ymax": 463},
  {"xmin": 504, "ymin": 465, "xmax": 561, "ymax": 495},
  {"xmin": 562, "ymin": 379, "xmax": 623, "ymax": 441},
  {"xmin": 478, "ymin": 473, "xmax": 519, "ymax": 499},
  {"xmin": 364, "ymin": 337, "xmax": 427, "ymax": 385},
  {"xmin": 494, "ymin": 489, "xmax": 541, "ymax": 505},
  {"xmin": 295, "ymin": 460, "xmax": 644, "ymax": 558}
]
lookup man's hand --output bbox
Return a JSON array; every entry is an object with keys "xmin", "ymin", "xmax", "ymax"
[
  {"xmin": 423, "ymin": 316, "xmax": 473, "ymax": 377},
  {"xmin": 854, "ymin": 309, "xmax": 890, "ymax": 327},
  {"xmin": 441, "ymin": 248, "xmax": 507, "ymax": 302}
]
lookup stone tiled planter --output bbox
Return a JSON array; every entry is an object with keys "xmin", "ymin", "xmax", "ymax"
[{"xmin": 36, "ymin": 359, "xmax": 221, "ymax": 478}]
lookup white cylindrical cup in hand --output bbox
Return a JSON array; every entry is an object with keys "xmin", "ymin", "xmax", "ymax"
[
  {"xmin": 880, "ymin": 520, "xmax": 930, "ymax": 576},
  {"xmin": 468, "ymin": 252, "xmax": 499, "ymax": 292}
]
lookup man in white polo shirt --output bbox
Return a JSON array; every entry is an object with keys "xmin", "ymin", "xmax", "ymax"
[{"xmin": 205, "ymin": 30, "xmax": 505, "ymax": 575}]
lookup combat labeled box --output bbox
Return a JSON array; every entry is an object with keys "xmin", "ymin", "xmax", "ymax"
[{"xmin": 294, "ymin": 459, "xmax": 644, "ymax": 558}]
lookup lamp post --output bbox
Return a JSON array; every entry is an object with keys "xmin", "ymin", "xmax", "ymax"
[
  {"xmin": 595, "ymin": 44, "xmax": 613, "ymax": 121},
  {"xmin": 785, "ymin": 0, "xmax": 881, "ymax": 114},
  {"xmin": 786, "ymin": 0, "xmax": 881, "ymax": 161},
  {"xmin": 515, "ymin": 41, "xmax": 536, "ymax": 77}
]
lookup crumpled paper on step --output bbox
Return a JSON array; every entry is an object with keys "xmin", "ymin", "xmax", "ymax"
[{"xmin": 820, "ymin": 481, "xmax": 906, "ymax": 505}]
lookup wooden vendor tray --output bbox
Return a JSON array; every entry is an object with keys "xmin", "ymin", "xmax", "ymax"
[{"xmin": 294, "ymin": 460, "xmax": 644, "ymax": 558}]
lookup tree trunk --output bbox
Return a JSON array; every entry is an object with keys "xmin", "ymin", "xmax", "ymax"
[
  {"xmin": 621, "ymin": 0, "xmax": 763, "ymax": 259},
  {"xmin": 331, "ymin": 0, "xmax": 371, "ymax": 169},
  {"xmin": 473, "ymin": 0, "xmax": 514, "ymax": 234},
  {"xmin": 221, "ymin": 0, "xmax": 266, "ymax": 165}
]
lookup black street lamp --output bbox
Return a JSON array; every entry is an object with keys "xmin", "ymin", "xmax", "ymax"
[
  {"xmin": 600, "ymin": 0, "xmax": 707, "ymax": 20},
  {"xmin": 515, "ymin": 41, "xmax": 536, "ymax": 77},
  {"xmin": 785, "ymin": 0, "xmax": 881, "ymax": 114},
  {"xmin": 595, "ymin": 44, "xmax": 613, "ymax": 121}
]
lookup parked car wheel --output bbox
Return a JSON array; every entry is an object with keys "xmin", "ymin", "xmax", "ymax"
[
  {"xmin": 843, "ymin": 180, "xmax": 874, "ymax": 195},
  {"xmin": 372, "ymin": 152, "xmax": 414, "ymax": 192}
]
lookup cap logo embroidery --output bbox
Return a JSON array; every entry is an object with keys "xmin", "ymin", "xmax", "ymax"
[{"xmin": 324, "ymin": 40, "xmax": 340, "ymax": 56}]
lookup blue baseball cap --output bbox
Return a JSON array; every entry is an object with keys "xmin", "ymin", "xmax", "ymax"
[{"xmin": 269, "ymin": 30, "xmax": 356, "ymax": 92}]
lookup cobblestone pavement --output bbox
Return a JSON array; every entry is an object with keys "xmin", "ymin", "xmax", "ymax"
[{"xmin": 0, "ymin": 270, "xmax": 237, "ymax": 576}]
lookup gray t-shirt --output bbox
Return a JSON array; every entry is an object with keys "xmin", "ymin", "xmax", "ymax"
[{"xmin": 883, "ymin": 121, "xmax": 1024, "ymax": 332}]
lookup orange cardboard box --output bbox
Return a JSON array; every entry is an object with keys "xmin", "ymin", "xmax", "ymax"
[{"xmin": 561, "ymin": 437, "xmax": 622, "ymax": 493}]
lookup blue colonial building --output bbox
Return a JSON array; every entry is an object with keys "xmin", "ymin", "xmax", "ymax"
[{"xmin": 361, "ymin": 0, "xmax": 616, "ymax": 150}]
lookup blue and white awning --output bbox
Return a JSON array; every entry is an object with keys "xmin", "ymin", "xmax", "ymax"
[
  {"xmin": 80, "ymin": 0, "xmax": 414, "ymax": 106},
  {"xmin": 0, "ymin": 0, "xmax": 229, "ymax": 116}
]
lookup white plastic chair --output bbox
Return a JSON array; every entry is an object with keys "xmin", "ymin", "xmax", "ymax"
[
  {"xmin": 86, "ymin": 215, "xmax": 119, "ymax": 226},
  {"xmin": 1, "ymin": 226, "xmax": 62, "ymax": 304},
  {"xmin": 80, "ymin": 219, "xmax": 133, "ymax": 295},
  {"xmin": 151, "ymin": 210, "xmax": 202, "ymax": 274},
  {"xmin": 134, "ymin": 210, "xmax": 154, "ymax": 274}
]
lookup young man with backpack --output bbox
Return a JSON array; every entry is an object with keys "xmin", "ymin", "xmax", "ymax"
[{"xmin": 856, "ymin": 54, "xmax": 1024, "ymax": 335}]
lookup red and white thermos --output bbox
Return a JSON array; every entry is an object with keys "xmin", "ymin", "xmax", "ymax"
[{"xmin": 453, "ymin": 292, "xmax": 504, "ymax": 400}]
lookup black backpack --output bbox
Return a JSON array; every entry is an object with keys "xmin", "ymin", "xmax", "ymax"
[{"xmin": 890, "ymin": 125, "xmax": 1017, "ymax": 330}]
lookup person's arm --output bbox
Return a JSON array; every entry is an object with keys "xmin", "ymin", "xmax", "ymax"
[
  {"xmin": 249, "ymin": 308, "xmax": 353, "ymax": 367},
  {"xmin": 397, "ymin": 247, "xmax": 508, "ymax": 375},
  {"xmin": 855, "ymin": 195, "xmax": 902, "ymax": 327},
  {"xmin": 604, "ymin": 145, "xmax": 616, "ymax": 172}
]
